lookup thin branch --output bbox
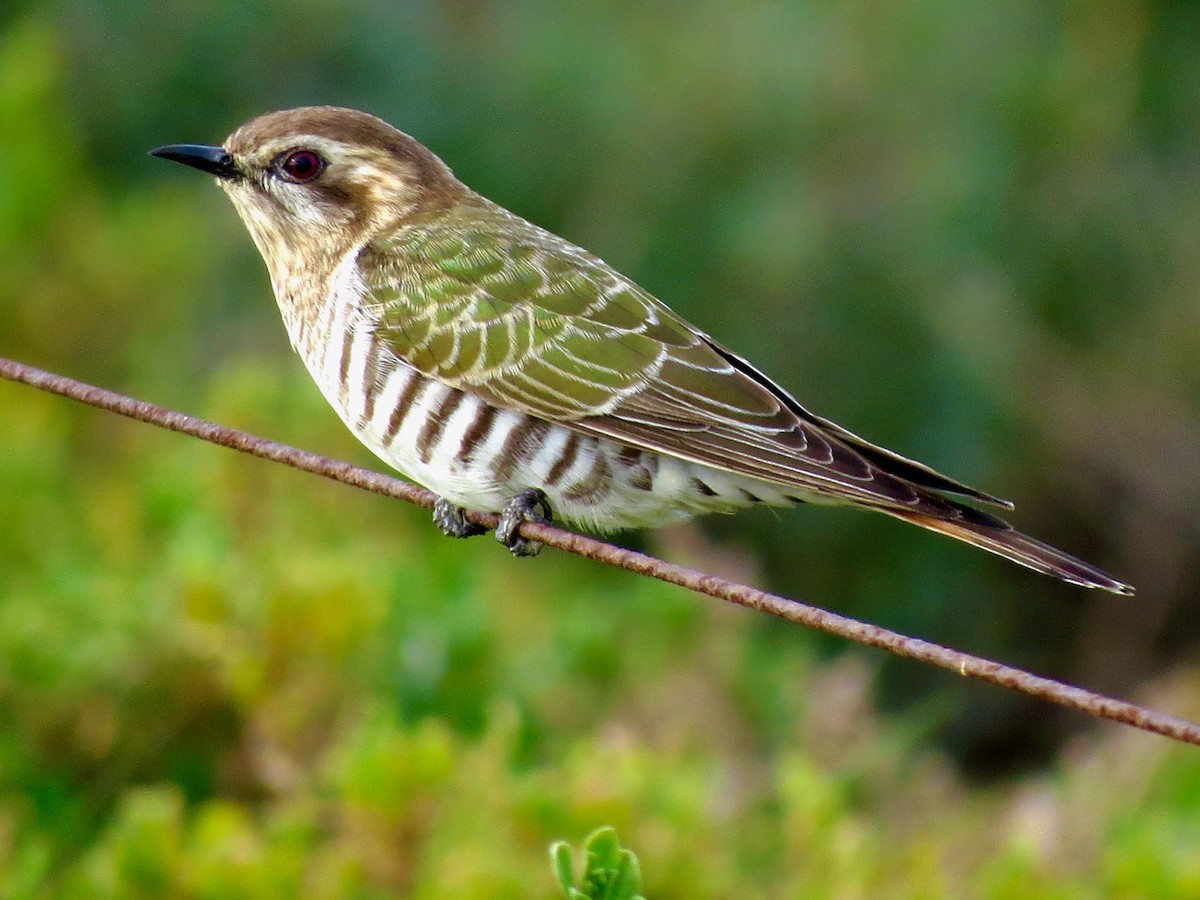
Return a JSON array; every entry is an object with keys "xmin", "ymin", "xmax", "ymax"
[{"xmin": 2, "ymin": 355, "xmax": 1197, "ymax": 747}]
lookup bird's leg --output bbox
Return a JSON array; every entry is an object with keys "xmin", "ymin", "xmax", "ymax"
[
  {"xmin": 433, "ymin": 498, "xmax": 488, "ymax": 539},
  {"xmin": 496, "ymin": 488, "xmax": 553, "ymax": 557}
]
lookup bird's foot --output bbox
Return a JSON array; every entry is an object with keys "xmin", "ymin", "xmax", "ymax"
[
  {"xmin": 496, "ymin": 488, "xmax": 553, "ymax": 557},
  {"xmin": 433, "ymin": 498, "xmax": 488, "ymax": 539}
]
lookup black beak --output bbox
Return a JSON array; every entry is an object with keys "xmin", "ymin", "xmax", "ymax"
[{"xmin": 149, "ymin": 143, "xmax": 240, "ymax": 179}]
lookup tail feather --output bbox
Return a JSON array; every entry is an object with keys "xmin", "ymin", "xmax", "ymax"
[{"xmin": 884, "ymin": 505, "xmax": 1134, "ymax": 596}]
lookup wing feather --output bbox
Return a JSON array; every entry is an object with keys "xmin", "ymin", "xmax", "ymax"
[{"xmin": 364, "ymin": 202, "xmax": 1008, "ymax": 511}]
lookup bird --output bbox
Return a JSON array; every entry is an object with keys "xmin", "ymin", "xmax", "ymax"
[{"xmin": 150, "ymin": 105, "xmax": 1133, "ymax": 594}]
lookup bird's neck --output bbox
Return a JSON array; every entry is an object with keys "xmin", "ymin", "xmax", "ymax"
[
  {"xmin": 267, "ymin": 195, "xmax": 502, "ymax": 364},
  {"xmin": 259, "ymin": 235, "xmax": 363, "ymax": 368}
]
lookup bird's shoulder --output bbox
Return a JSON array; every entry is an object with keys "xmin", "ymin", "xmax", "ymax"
[
  {"xmin": 354, "ymin": 201, "xmax": 711, "ymax": 409},
  {"xmin": 363, "ymin": 200, "xmax": 703, "ymax": 347}
]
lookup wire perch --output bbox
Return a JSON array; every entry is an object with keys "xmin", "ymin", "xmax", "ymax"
[{"xmin": 1, "ymin": 355, "xmax": 1196, "ymax": 747}]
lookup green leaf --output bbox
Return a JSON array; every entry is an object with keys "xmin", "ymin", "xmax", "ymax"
[
  {"xmin": 550, "ymin": 840, "xmax": 577, "ymax": 894},
  {"xmin": 602, "ymin": 851, "xmax": 643, "ymax": 900}
]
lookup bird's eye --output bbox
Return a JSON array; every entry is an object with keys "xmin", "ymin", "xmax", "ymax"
[{"xmin": 276, "ymin": 149, "xmax": 326, "ymax": 183}]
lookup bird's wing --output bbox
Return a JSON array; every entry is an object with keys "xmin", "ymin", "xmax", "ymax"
[{"xmin": 366, "ymin": 217, "xmax": 1005, "ymax": 511}]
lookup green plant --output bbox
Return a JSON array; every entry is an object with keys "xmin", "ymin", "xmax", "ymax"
[{"xmin": 551, "ymin": 827, "xmax": 646, "ymax": 900}]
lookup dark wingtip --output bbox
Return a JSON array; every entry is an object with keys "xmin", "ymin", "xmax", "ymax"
[
  {"xmin": 886, "ymin": 505, "xmax": 1136, "ymax": 596},
  {"xmin": 1107, "ymin": 578, "xmax": 1137, "ymax": 598},
  {"xmin": 976, "ymin": 491, "xmax": 1016, "ymax": 511}
]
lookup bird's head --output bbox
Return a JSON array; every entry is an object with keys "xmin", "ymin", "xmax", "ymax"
[{"xmin": 152, "ymin": 106, "xmax": 465, "ymax": 280}]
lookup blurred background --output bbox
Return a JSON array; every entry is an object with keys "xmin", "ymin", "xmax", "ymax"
[{"xmin": 2, "ymin": 0, "xmax": 1199, "ymax": 895}]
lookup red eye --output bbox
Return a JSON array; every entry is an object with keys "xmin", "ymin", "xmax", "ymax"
[{"xmin": 277, "ymin": 149, "xmax": 325, "ymax": 183}]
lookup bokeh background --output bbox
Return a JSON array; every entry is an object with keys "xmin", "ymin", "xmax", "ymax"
[{"xmin": 2, "ymin": 0, "xmax": 1199, "ymax": 895}]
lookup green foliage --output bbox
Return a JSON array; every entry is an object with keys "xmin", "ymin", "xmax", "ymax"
[
  {"xmin": 551, "ymin": 827, "xmax": 645, "ymax": 900},
  {"xmin": 3, "ymin": 2, "xmax": 1200, "ymax": 897}
]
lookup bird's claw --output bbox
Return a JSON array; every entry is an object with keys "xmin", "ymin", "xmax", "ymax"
[
  {"xmin": 496, "ymin": 488, "xmax": 553, "ymax": 557},
  {"xmin": 433, "ymin": 498, "xmax": 488, "ymax": 539}
]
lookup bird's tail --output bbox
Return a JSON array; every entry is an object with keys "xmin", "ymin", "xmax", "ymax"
[{"xmin": 884, "ymin": 504, "xmax": 1134, "ymax": 595}]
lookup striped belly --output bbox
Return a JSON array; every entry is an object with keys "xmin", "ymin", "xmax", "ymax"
[{"xmin": 302, "ymin": 329, "xmax": 782, "ymax": 531}]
